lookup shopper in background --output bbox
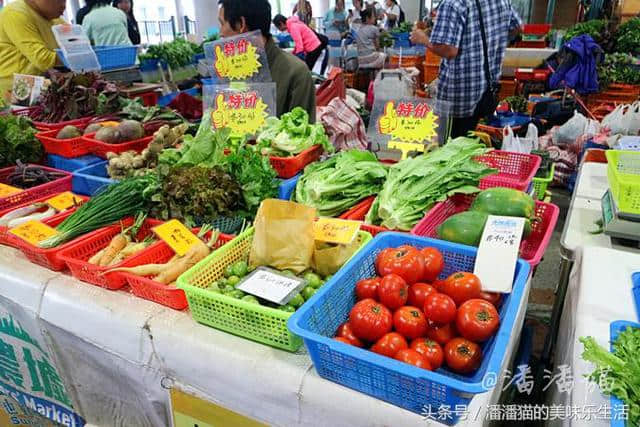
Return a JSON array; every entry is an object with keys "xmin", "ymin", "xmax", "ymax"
[
  {"xmin": 76, "ymin": 2, "xmax": 90, "ymax": 24},
  {"xmin": 324, "ymin": 0, "xmax": 348, "ymax": 34},
  {"xmin": 82, "ymin": 0, "xmax": 131, "ymax": 46},
  {"xmin": 293, "ymin": 0, "xmax": 313, "ymax": 25},
  {"xmin": 355, "ymin": 6, "xmax": 385, "ymax": 68},
  {"xmin": 0, "ymin": 0, "xmax": 65, "ymax": 100},
  {"xmin": 218, "ymin": 0, "xmax": 316, "ymax": 122},
  {"xmin": 273, "ymin": 14, "xmax": 326, "ymax": 72},
  {"xmin": 383, "ymin": 0, "xmax": 400, "ymax": 29},
  {"xmin": 411, "ymin": 0, "xmax": 521, "ymax": 137},
  {"xmin": 350, "ymin": 0, "xmax": 364, "ymax": 26},
  {"xmin": 112, "ymin": 0, "xmax": 140, "ymax": 45}
]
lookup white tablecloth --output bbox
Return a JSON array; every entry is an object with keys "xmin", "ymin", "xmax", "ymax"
[{"xmin": 0, "ymin": 244, "xmax": 533, "ymax": 427}]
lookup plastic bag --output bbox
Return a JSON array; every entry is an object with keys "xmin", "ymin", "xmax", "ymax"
[
  {"xmin": 625, "ymin": 102, "xmax": 640, "ymax": 136},
  {"xmin": 502, "ymin": 124, "xmax": 538, "ymax": 154},
  {"xmin": 552, "ymin": 110, "xmax": 588, "ymax": 144},
  {"xmin": 602, "ymin": 104, "xmax": 628, "ymax": 135},
  {"xmin": 584, "ymin": 118, "xmax": 601, "ymax": 136}
]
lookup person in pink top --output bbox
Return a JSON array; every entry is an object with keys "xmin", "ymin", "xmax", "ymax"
[{"xmin": 273, "ymin": 14, "xmax": 327, "ymax": 72}]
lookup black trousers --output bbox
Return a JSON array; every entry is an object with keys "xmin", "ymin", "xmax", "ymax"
[
  {"xmin": 306, "ymin": 33, "xmax": 328, "ymax": 73},
  {"xmin": 450, "ymin": 107, "xmax": 483, "ymax": 139}
]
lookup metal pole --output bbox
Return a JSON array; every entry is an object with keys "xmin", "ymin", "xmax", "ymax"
[
  {"xmin": 419, "ymin": 0, "xmax": 426, "ymax": 20},
  {"xmin": 545, "ymin": 0, "xmax": 556, "ymax": 23}
]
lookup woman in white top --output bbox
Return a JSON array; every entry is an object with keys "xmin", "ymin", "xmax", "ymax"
[{"xmin": 383, "ymin": 0, "xmax": 400, "ymax": 29}]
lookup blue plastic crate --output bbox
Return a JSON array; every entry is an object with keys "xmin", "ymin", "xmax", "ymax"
[
  {"xmin": 47, "ymin": 154, "xmax": 102, "ymax": 172},
  {"xmin": 72, "ymin": 161, "xmax": 116, "ymax": 196},
  {"xmin": 57, "ymin": 45, "xmax": 138, "ymax": 71},
  {"xmin": 631, "ymin": 273, "xmax": 640, "ymax": 321},
  {"xmin": 278, "ymin": 174, "xmax": 300, "ymax": 200},
  {"xmin": 392, "ymin": 38, "xmax": 412, "ymax": 48},
  {"xmin": 288, "ymin": 233, "xmax": 530, "ymax": 424},
  {"xmin": 140, "ymin": 58, "xmax": 167, "ymax": 72},
  {"xmin": 609, "ymin": 320, "xmax": 639, "ymax": 427}
]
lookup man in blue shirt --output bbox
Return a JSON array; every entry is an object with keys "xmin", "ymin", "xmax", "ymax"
[{"xmin": 411, "ymin": 0, "xmax": 521, "ymax": 138}]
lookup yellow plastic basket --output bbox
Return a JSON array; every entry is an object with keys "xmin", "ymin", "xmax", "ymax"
[
  {"xmin": 532, "ymin": 163, "xmax": 554, "ymax": 201},
  {"xmin": 606, "ymin": 150, "xmax": 640, "ymax": 214},
  {"xmin": 176, "ymin": 227, "xmax": 373, "ymax": 352}
]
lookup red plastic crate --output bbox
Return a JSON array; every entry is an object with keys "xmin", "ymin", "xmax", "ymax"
[
  {"xmin": 0, "ymin": 165, "xmax": 72, "ymax": 212},
  {"xmin": 270, "ymin": 144, "xmax": 323, "ymax": 179},
  {"xmin": 58, "ymin": 218, "xmax": 163, "ymax": 290},
  {"xmin": 410, "ymin": 193, "xmax": 559, "ymax": 267},
  {"xmin": 36, "ymin": 129, "xmax": 90, "ymax": 158},
  {"xmin": 338, "ymin": 197, "xmax": 396, "ymax": 236},
  {"xmin": 522, "ymin": 24, "xmax": 551, "ymax": 35},
  {"xmin": 0, "ymin": 193, "xmax": 88, "ymax": 248},
  {"xmin": 515, "ymin": 40, "xmax": 548, "ymax": 48},
  {"xmin": 121, "ymin": 232, "xmax": 234, "ymax": 310},
  {"xmin": 475, "ymin": 150, "xmax": 541, "ymax": 191},
  {"xmin": 12, "ymin": 107, "xmax": 93, "ymax": 131},
  {"xmin": 83, "ymin": 133, "xmax": 153, "ymax": 159}
]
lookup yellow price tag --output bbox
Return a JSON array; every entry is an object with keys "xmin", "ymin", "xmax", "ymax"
[
  {"xmin": 0, "ymin": 183, "xmax": 22, "ymax": 198},
  {"xmin": 9, "ymin": 220, "xmax": 59, "ymax": 246},
  {"xmin": 171, "ymin": 388, "xmax": 267, "ymax": 427},
  {"xmin": 153, "ymin": 219, "xmax": 200, "ymax": 257},
  {"xmin": 211, "ymin": 93, "xmax": 268, "ymax": 136},
  {"xmin": 46, "ymin": 192, "xmax": 83, "ymax": 211},
  {"xmin": 378, "ymin": 100, "xmax": 439, "ymax": 158},
  {"xmin": 213, "ymin": 38, "xmax": 262, "ymax": 80},
  {"xmin": 314, "ymin": 218, "xmax": 361, "ymax": 245}
]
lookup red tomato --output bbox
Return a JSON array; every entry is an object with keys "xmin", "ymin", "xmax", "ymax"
[
  {"xmin": 371, "ymin": 332, "xmax": 408, "ymax": 358},
  {"xmin": 423, "ymin": 293, "xmax": 457, "ymax": 324},
  {"xmin": 334, "ymin": 337, "xmax": 352, "ymax": 344},
  {"xmin": 426, "ymin": 322, "xmax": 458, "ymax": 345},
  {"xmin": 395, "ymin": 349, "xmax": 432, "ymax": 370},
  {"xmin": 420, "ymin": 247, "xmax": 444, "ymax": 282},
  {"xmin": 336, "ymin": 322, "xmax": 364, "ymax": 347},
  {"xmin": 377, "ymin": 274, "xmax": 408, "ymax": 310},
  {"xmin": 456, "ymin": 299, "xmax": 500, "ymax": 342},
  {"xmin": 349, "ymin": 298, "xmax": 393, "ymax": 342},
  {"xmin": 433, "ymin": 279, "xmax": 446, "ymax": 292},
  {"xmin": 410, "ymin": 338, "xmax": 444, "ymax": 370},
  {"xmin": 407, "ymin": 283, "xmax": 436, "ymax": 308},
  {"xmin": 355, "ymin": 278, "xmax": 380, "ymax": 301},
  {"xmin": 444, "ymin": 338, "xmax": 482, "ymax": 374},
  {"xmin": 479, "ymin": 291, "xmax": 502, "ymax": 306},
  {"xmin": 441, "ymin": 272, "xmax": 482, "ymax": 305},
  {"xmin": 393, "ymin": 306, "xmax": 428, "ymax": 340},
  {"xmin": 375, "ymin": 246, "xmax": 425, "ymax": 285}
]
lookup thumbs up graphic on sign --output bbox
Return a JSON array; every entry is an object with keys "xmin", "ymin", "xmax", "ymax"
[
  {"xmin": 211, "ymin": 94, "xmax": 228, "ymax": 129},
  {"xmin": 214, "ymin": 45, "xmax": 230, "ymax": 77},
  {"xmin": 378, "ymin": 101, "xmax": 398, "ymax": 135}
]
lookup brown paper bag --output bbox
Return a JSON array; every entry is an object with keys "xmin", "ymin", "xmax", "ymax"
[
  {"xmin": 249, "ymin": 199, "xmax": 316, "ymax": 274},
  {"xmin": 312, "ymin": 237, "xmax": 360, "ymax": 278}
]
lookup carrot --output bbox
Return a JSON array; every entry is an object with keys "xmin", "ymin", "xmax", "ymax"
[
  {"xmin": 153, "ymin": 241, "xmax": 210, "ymax": 285},
  {"xmin": 88, "ymin": 248, "xmax": 106, "ymax": 265},
  {"xmin": 99, "ymin": 233, "xmax": 130, "ymax": 266},
  {"xmin": 119, "ymin": 239, "xmax": 153, "ymax": 258},
  {"xmin": 105, "ymin": 264, "xmax": 167, "ymax": 276}
]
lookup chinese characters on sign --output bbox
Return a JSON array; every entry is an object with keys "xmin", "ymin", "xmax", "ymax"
[
  {"xmin": 214, "ymin": 38, "xmax": 262, "ymax": 80},
  {"xmin": 313, "ymin": 218, "xmax": 360, "ymax": 245},
  {"xmin": 152, "ymin": 220, "xmax": 200, "ymax": 257},
  {"xmin": 0, "ymin": 184, "xmax": 22, "ymax": 199},
  {"xmin": 211, "ymin": 92, "xmax": 269, "ymax": 136},
  {"xmin": 45, "ymin": 192, "xmax": 83, "ymax": 212},
  {"xmin": 377, "ymin": 101, "xmax": 438, "ymax": 159},
  {"xmin": 236, "ymin": 267, "xmax": 306, "ymax": 305},
  {"xmin": 8, "ymin": 221, "xmax": 59, "ymax": 246}
]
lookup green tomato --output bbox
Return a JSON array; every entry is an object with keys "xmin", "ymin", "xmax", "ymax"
[
  {"xmin": 231, "ymin": 261, "xmax": 248, "ymax": 278},
  {"xmin": 325, "ymin": 275, "xmax": 333, "ymax": 282},
  {"xmin": 279, "ymin": 304, "xmax": 296, "ymax": 313},
  {"xmin": 301, "ymin": 286, "xmax": 317, "ymax": 301},
  {"xmin": 288, "ymin": 293, "xmax": 304, "ymax": 308},
  {"xmin": 241, "ymin": 295, "xmax": 260, "ymax": 304},
  {"xmin": 227, "ymin": 275, "xmax": 241, "ymax": 287},
  {"xmin": 207, "ymin": 282, "xmax": 222, "ymax": 293},
  {"xmin": 226, "ymin": 290, "xmax": 245, "ymax": 299},
  {"xmin": 221, "ymin": 284, "xmax": 235, "ymax": 293},
  {"xmin": 224, "ymin": 265, "xmax": 234, "ymax": 278},
  {"xmin": 280, "ymin": 270, "xmax": 296, "ymax": 278},
  {"xmin": 303, "ymin": 272, "xmax": 323, "ymax": 289}
]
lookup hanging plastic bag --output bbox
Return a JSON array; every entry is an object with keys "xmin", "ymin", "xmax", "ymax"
[
  {"xmin": 624, "ymin": 102, "xmax": 640, "ymax": 136},
  {"xmin": 584, "ymin": 118, "xmax": 601, "ymax": 137},
  {"xmin": 502, "ymin": 124, "xmax": 538, "ymax": 154},
  {"xmin": 602, "ymin": 104, "xmax": 628, "ymax": 135},
  {"xmin": 552, "ymin": 110, "xmax": 588, "ymax": 144}
]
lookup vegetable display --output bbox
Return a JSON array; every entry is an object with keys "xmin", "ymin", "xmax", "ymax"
[
  {"xmin": 335, "ymin": 245, "xmax": 501, "ymax": 374},
  {"xmin": 503, "ymin": 96, "xmax": 528, "ymax": 114},
  {"xmin": 390, "ymin": 22, "xmax": 413, "ymax": 35},
  {"xmin": 615, "ymin": 18, "xmax": 640, "ymax": 54},
  {"xmin": 564, "ymin": 20, "xmax": 608, "ymax": 44},
  {"xmin": 0, "ymin": 115, "xmax": 42, "ymax": 167},
  {"xmin": 597, "ymin": 53, "xmax": 640, "ymax": 88},
  {"xmin": 294, "ymin": 150, "xmax": 388, "ymax": 216},
  {"xmin": 581, "ymin": 326, "xmax": 640, "ymax": 426},
  {"xmin": 257, "ymin": 107, "xmax": 333, "ymax": 157},
  {"xmin": 139, "ymin": 38, "xmax": 200, "ymax": 69},
  {"xmin": 0, "ymin": 203, "xmax": 56, "ymax": 228},
  {"xmin": 6, "ymin": 162, "xmax": 67, "ymax": 189},
  {"xmin": 88, "ymin": 214, "xmax": 153, "ymax": 267},
  {"xmin": 365, "ymin": 138, "xmax": 496, "ymax": 230}
]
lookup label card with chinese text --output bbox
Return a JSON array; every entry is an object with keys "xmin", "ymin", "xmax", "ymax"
[
  {"xmin": 473, "ymin": 215, "xmax": 525, "ymax": 293},
  {"xmin": 204, "ymin": 83, "xmax": 276, "ymax": 136},
  {"xmin": 46, "ymin": 192, "xmax": 83, "ymax": 212},
  {"xmin": 314, "ymin": 218, "xmax": 360, "ymax": 245},
  {"xmin": 204, "ymin": 31, "xmax": 271, "ymax": 82},
  {"xmin": 153, "ymin": 220, "xmax": 200, "ymax": 257},
  {"xmin": 0, "ymin": 183, "xmax": 22, "ymax": 198},
  {"xmin": 9, "ymin": 221, "xmax": 59, "ymax": 246},
  {"xmin": 236, "ymin": 267, "xmax": 306, "ymax": 305},
  {"xmin": 11, "ymin": 74, "xmax": 45, "ymax": 107}
]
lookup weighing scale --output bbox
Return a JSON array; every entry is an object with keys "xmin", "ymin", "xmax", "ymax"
[{"xmin": 601, "ymin": 189, "xmax": 640, "ymax": 248}]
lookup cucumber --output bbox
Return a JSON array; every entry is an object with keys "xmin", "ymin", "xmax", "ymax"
[{"xmin": 470, "ymin": 187, "xmax": 535, "ymax": 219}]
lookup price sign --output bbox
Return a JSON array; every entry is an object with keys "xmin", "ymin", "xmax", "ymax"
[
  {"xmin": 9, "ymin": 220, "xmax": 59, "ymax": 246},
  {"xmin": 153, "ymin": 219, "xmax": 200, "ymax": 257},
  {"xmin": 377, "ymin": 100, "xmax": 439, "ymax": 159},
  {"xmin": 46, "ymin": 192, "xmax": 83, "ymax": 211},
  {"xmin": 236, "ymin": 267, "xmax": 306, "ymax": 305},
  {"xmin": 314, "ymin": 218, "xmax": 361, "ymax": 245},
  {"xmin": 0, "ymin": 183, "xmax": 22, "ymax": 198},
  {"xmin": 211, "ymin": 92, "xmax": 269, "ymax": 135},
  {"xmin": 473, "ymin": 215, "xmax": 526, "ymax": 293},
  {"xmin": 171, "ymin": 388, "xmax": 267, "ymax": 427},
  {"xmin": 213, "ymin": 37, "xmax": 262, "ymax": 80}
]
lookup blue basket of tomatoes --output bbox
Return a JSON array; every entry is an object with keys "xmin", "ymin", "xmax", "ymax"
[{"xmin": 288, "ymin": 233, "xmax": 530, "ymax": 425}]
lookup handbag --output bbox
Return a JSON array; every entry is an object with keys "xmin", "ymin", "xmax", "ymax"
[
  {"xmin": 473, "ymin": 0, "xmax": 500, "ymax": 118},
  {"xmin": 316, "ymin": 68, "xmax": 346, "ymax": 107}
]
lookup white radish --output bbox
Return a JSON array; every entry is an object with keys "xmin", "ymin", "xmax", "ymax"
[
  {"xmin": 7, "ymin": 207, "xmax": 56, "ymax": 228},
  {"xmin": 0, "ymin": 204, "xmax": 43, "ymax": 226}
]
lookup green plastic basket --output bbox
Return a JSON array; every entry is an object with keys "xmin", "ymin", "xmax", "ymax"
[
  {"xmin": 532, "ymin": 163, "xmax": 554, "ymax": 201},
  {"xmin": 176, "ymin": 227, "xmax": 373, "ymax": 352},
  {"xmin": 606, "ymin": 150, "xmax": 640, "ymax": 214}
]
